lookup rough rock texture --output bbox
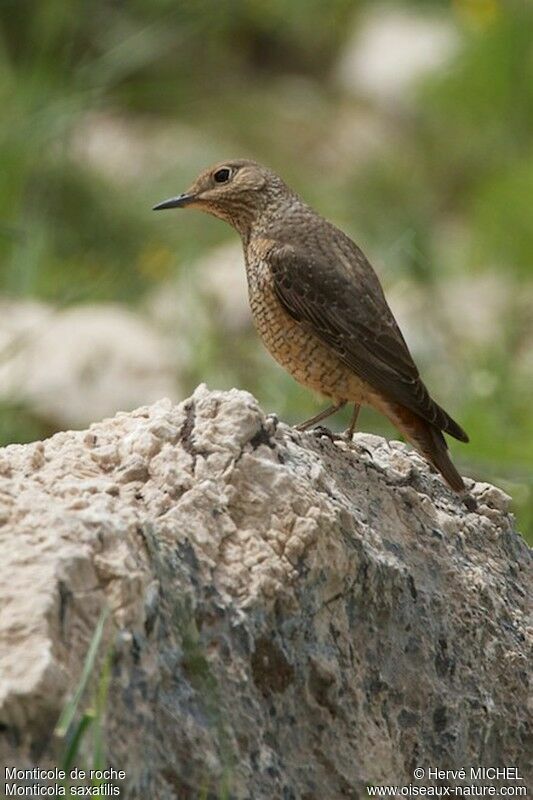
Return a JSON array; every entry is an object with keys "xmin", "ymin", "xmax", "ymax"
[{"xmin": 0, "ymin": 386, "xmax": 531, "ymax": 798}]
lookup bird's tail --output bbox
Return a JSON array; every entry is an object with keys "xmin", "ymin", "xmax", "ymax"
[
  {"xmin": 422, "ymin": 424, "xmax": 465, "ymax": 492},
  {"xmin": 386, "ymin": 403, "xmax": 465, "ymax": 492}
]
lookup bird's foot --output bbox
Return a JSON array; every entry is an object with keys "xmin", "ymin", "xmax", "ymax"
[
  {"xmin": 307, "ymin": 425, "xmax": 343, "ymax": 442},
  {"xmin": 343, "ymin": 403, "xmax": 361, "ymax": 443},
  {"xmin": 295, "ymin": 401, "xmax": 347, "ymax": 432}
]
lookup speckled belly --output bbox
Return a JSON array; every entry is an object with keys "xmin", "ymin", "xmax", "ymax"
[{"xmin": 246, "ymin": 263, "xmax": 371, "ymax": 403}]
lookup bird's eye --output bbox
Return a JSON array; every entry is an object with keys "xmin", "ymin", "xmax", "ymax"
[{"xmin": 214, "ymin": 167, "xmax": 231, "ymax": 183}]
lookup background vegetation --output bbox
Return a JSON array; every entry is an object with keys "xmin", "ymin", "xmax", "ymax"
[{"xmin": 0, "ymin": 0, "xmax": 531, "ymax": 538}]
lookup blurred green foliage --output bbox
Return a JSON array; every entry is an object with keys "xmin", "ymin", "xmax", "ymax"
[{"xmin": 0, "ymin": 0, "xmax": 531, "ymax": 537}]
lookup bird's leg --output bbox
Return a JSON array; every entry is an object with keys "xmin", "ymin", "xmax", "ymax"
[
  {"xmin": 344, "ymin": 403, "xmax": 361, "ymax": 440},
  {"xmin": 296, "ymin": 401, "xmax": 346, "ymax": 432}
]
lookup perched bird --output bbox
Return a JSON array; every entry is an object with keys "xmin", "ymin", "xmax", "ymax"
[{"xmin": 154, "ymin": 160, "xmax": 469, "ymax": 491}]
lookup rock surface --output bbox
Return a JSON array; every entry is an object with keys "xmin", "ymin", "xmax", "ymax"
[{"xmin": 0, "ymin": 386, "xmax": 531, "ymax": 798}]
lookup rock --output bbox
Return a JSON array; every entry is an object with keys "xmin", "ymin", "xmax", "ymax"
[
  {"xmin": 0, "ymin": 386, "xmax": 531, "ymax": 798},
  {"xmin": 336, "ymin": 7, "xmax": 458, "ymax": 106},
  {"xmin": 146, "ymin": 241, "xmax": 250, "ymax": 338},
  {"xmin": 197, "ymin": 242, "xmax": 250, "ymax": 332},
  {"xmin": 69, "ymin": 111, "xmax": 224, "ymax": 184},
  {"xmin": 318, "ymin": 105, "xmax": 392, "ymax": 171},
  {"xmin": 0, "ymin": 299, "xmax": 180, "ymax": 427}
]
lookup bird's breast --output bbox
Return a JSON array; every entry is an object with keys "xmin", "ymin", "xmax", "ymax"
[{"xmin": 243, "ymin": 246, "xmax": 371, "ymax": 402}]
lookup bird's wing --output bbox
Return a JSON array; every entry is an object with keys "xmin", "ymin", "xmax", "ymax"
[{"xmin": 267, "ymin": 241, "xmax": 468, "ymax": 441}]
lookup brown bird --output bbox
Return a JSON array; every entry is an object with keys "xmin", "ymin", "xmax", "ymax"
[{"xmin": 154, "ymin": 160, "xmax": 469, "ymax": 491}]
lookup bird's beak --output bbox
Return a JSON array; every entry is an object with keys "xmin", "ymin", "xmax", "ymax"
[{"xmin": 152, "ymin": 192, "xmax": 196, "ymax": 211}]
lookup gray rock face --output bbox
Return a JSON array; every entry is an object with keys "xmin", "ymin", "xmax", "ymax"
[{"xmin": 0, "ymin": 386, "xmax": 531, "ymax": 798}]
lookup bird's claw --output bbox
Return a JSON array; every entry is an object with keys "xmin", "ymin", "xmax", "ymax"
[{"xmin": 308, "ymin": 425, "xmax": 343, "ymax": 442}]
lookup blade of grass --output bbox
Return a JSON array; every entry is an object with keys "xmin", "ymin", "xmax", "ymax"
[
  {"xmin": 55, "ymin": 606, "xmax": 109, "ymax": 738},
  {"xmin": 60, "ymin": 710, "xmax": 95, "ymax": 788}
]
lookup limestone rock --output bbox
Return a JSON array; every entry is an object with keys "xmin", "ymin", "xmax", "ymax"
[
  {"xmin": 0, "ymin": 386, "xmax": 530, "ymax": 798},
  {"xmin": 336, "ymin": 7, "xmax": 458, "ymax": 106},
  {"xmin": 0, "ymin": 299, "xmax": 179, "ymax": 427},
  {"xmin": 146, "ymin": 241, "xmax": 250, "ymax": 338},
  {"xmin": 70, "ymin": 111, "xmax": 224, "ymax": 184}
]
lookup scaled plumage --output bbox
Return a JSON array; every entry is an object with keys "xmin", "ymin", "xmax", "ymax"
[{"xmin": 154, "ymin": 159, "xmax": 469, "ymax": 491}]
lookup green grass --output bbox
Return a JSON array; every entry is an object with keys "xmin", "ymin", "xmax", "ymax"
[{"xmin": 55, "ymin": 608, "xmax": 113, "ymax": 793}]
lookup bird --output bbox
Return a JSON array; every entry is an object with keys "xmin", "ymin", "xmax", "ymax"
[{"xmin": 153, "ymin": 159, "xmax": 469, "ymax": 492}]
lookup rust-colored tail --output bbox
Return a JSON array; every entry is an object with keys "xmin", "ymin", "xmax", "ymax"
[
  {"xmin": 422, "ymin": 424, "xmax": 465, "ymax": 492},
  {"xmin": 387, "ymin": 404, "xmax": 465, "ymax": 492}
]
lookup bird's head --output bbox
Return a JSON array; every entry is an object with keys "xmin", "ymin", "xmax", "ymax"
[{"xmin": 153, "ymin": 159, "xmax": 289, "ymax": 235}]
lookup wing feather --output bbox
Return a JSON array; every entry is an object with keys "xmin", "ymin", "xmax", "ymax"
[{"xmin": 268, "ymin": 242, "xmax": 468, "ymax": 442}]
